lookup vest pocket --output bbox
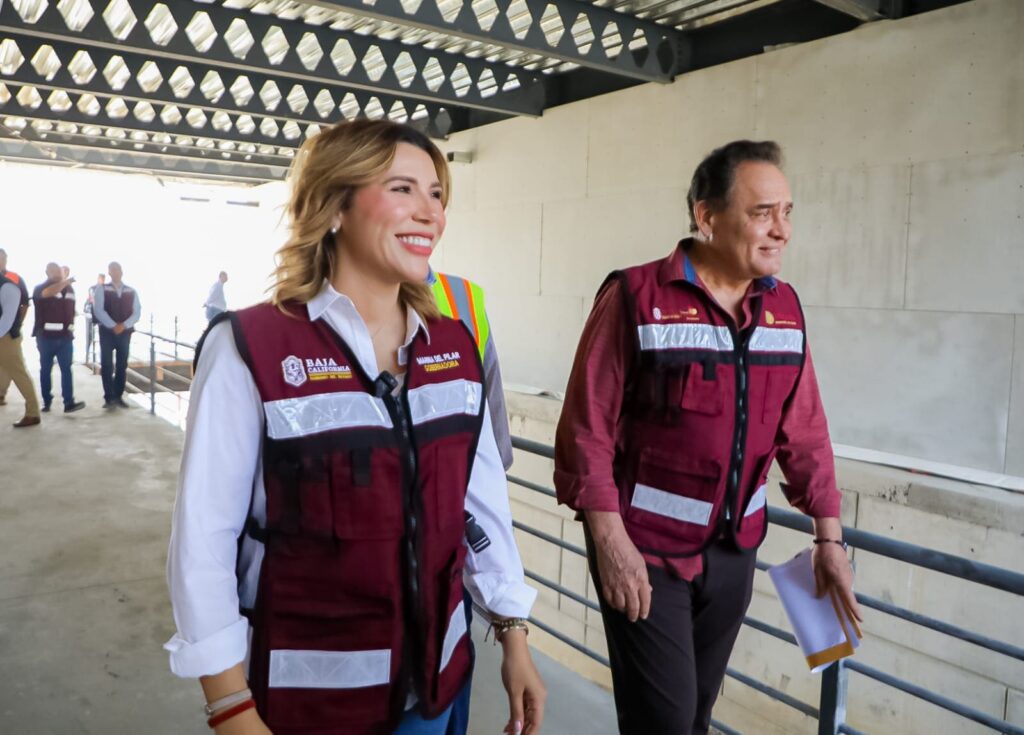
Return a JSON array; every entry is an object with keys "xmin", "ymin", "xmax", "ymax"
[
  {"xmin": 625, "ymin": 448, "xmax": 721, "ymax": 542},
  {"xmin": 330, "ymin": 451, "xmax": 404, "ymax": 539},
  {"xmin": 680, "ymin": 362, "xmax": 724, "ymax": 415},
  {"xmin": 421, "ymin": 438, "xmax": 470, "ymax": 534},
  {"xmin": 760, "ymin": 368, "xmax": 799, "ymax": 425},
  {"xmin": 264, "ymin": 454, "xmax": 332, "ymax": 536},
  {"xmin": 259, "ymin": 553, "xmax": 399, "ymax": 730}
]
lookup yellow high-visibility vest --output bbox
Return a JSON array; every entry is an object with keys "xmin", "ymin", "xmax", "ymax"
[{"xmin": 431, "ymin": 273, "xmax": 490, "ymax": 361}]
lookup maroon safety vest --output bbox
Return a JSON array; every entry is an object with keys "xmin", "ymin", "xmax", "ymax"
[
  {"xmin": 101, "ymin": 284, "xmax": 135, "ymax": 332},
  {"xmin": 611, "ymin": 244, "xmax": 806, "ymax": 557},
  {"xmin": 227, "ymin": 302, "xmax": 485, "ymax": 734},
  {"xmin": 32, "ymin": 282, "xmax": 76, "ymax": 339},
  {"xmin": 0, "ymin": 271, "xmax": 30, "ymax": 339}
]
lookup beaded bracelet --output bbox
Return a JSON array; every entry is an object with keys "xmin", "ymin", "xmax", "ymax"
[{"xmin": 492, "ymin": 617, "xmax": 529, "ymax": 642}]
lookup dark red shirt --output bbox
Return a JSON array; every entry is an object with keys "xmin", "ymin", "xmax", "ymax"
[{"xmin": 554, "ymin": 247, "xmax": 841, "ymax": 580}]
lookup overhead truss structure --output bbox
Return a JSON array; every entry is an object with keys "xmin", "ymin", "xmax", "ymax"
[{"xmin": 0, "ymin": 0, "xmax": 962, "ymax": 182}]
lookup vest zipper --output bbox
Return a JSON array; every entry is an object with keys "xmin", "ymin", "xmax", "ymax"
[
  {"xmin": 714, "ymin": 299, "xmax": 760, "ymax": 537},
  {"xmin": 379, "ymin": 375, "xmax": 428, "ymax": 705}
]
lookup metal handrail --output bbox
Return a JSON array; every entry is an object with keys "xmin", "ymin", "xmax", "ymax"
[
  {"xmin": 507, "ymin": 438, "xmax": 1024, "ymax": 735},
  {"xmin": 129, "ymin": 318, "xmax": 199, "ymax": 415},
  {"xmin": 134, "ymin": 328, "xmax": 197, "ymax": 352}
]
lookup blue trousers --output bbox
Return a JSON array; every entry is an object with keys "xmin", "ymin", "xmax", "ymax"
[
  {"xmin": 99, "ymin": 328, "xmax": 132, "ymax": 401},
  {"xmin": 37, "ymin": 336, "xmax": 75, "ymax": 408},
  {"xmin": 395, "ymin": 697, "xmax": 456, "ymax": 735}
]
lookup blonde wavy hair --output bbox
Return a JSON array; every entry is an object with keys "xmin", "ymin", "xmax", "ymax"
[{"xmin": 272, "ymin": 119, "xmax": 451, "ymax": 320}]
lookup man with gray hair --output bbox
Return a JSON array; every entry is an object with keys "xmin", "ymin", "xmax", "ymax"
[
  {"xmin": 555, "ymin": 141, "xmax": 859, "ymax": 734},
  {"xmin": 93, "ymin": 261, "xmax": 141, "ymax": 409}
]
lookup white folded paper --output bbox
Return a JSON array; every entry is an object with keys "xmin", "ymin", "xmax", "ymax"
[{"xmin": 767, "ymin": 548, "xmax": 862, "ymax": 672}]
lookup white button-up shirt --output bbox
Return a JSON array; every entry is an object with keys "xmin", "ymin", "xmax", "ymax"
[{"xmin": 165, "ymin": 282, "xmax": 536, "ymax": 677}]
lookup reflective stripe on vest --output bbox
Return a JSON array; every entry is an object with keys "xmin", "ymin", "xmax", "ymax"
[
  {"xmin": 438, "ymin": 601, "xmax": 468, "ymax": 674},
  {"xmin": 431, "ymin": 274, "xmax": 489, "ymax": 360},
  {"xmin": 638, "ymin": 323, "xmax": 734, "ymax": 352},
  {"xmin": 264, "ymin": 379, "xmax": 485, "ymax": 439},
  {"xmin": 632, "ymin": 481, "xmax": 768, "ymax": 526},
  {"xmin": 263, "ymin": 392, "xmax": 393, "ymax": 439},
  {"xmin": 408, "ymin": 379, "xmax": 483, "ymax": 426},
  {"xmin": 749, "ymin": 327, "xmax": 803, "ymax": 354},
  {"xmin": 268, "ymin": 649, "xmax": 392, "ymax": 689}
]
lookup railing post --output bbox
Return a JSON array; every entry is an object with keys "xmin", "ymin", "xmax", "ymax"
[
  {"xmin": 818, "ymin": 659, "xmax": 849, "ymax": 735},
  {"xmin": 149, "ymin": 315, "xmax": 156, "ymax": 416},
  {"xmin": 173, "ymin": 316, "xmax": 179, "ymax": 361}
]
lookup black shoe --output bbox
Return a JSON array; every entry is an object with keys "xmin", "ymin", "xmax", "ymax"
[
  {"xmin": 115, "ymin": 398, "xmax": 131, "ymax": 408},
  {"xmin": 41, "ymin": 404, "xmax": 51, "ymax": 413},
  {"xmin": 104, "ymin": 400, "xmax": 117, "ymax": 409},
  {"xmin": 64, "ymin": 401, "xmax": 86, "ymax": 413}
]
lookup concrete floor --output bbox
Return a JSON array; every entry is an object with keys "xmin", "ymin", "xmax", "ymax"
[{"xmin": 0, "ymin": 364, "xmax": 615, "ymax": 734}]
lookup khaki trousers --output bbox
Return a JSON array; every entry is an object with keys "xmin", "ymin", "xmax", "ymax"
[{"xmin": 0, "ymin": 334, "xmax": 40, "ymax": 417}]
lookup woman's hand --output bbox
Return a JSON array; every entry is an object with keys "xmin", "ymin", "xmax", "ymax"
[
  {"xmin": 499, "ymin": 630, "xmax": 546, "ymax": 735},
  {"xmin": 213, "ymin": 707, "xmax": 273, "ymax": 735}
]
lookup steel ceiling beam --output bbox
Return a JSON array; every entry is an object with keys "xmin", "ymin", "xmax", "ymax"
[
  {"xmin": 0, "ymin": 32, "xmax": 455, "ymax": 142},
  {"xmin": 1, "ymin": 115, "xmax": 292, "ymax": 168},
  {"xmin": 0, "ymin": 82, "xmax": 306, "ymax": 151},
  {"xmin": 307, "ymin": 0, "xmax": 687, "ymax": 82},
  {"xmin": 0, "ymin": 0, "xmax": 544, "ymax": 116},
  {"xmin": 0, "ymin": 129, "xmax": 287, "ymax": 182}
]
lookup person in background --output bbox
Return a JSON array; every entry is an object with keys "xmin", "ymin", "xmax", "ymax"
[
  {"xmin": 204, "ymin": 271, "xmax": 229, "ymax": 322},
  {"xmin": 0, "ymin": 248, "xmax": 41, "ymax": 427},
  {"xmin": 93, "ymin": 261, "xmax": 141, "ymax": 409},
  {"xmin": 429, "ymin": 268, "xmax": 515, "ymax": 735},
  {"xmin": 84, "ymin": 273, "xmax": 105, "ymax": 364},
  {"xmin": 33, "ymin": 262, "xmax": 85, "ymax": 414}
]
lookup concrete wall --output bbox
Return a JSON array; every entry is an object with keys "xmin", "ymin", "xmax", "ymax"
[{"xmin": 433, "ymin": 0, "xmax": 1024, "ymax": 477}]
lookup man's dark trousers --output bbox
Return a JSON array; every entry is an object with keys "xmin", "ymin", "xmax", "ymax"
[
  {"xmin": 587, "ymin": 532, "xmax": 758, "ymax": 735},
  {"xmin": 37, "ymin": 335, "xmax": 75, "ymax": 408},
  {"xmin": 99, "ymin": 327, "xmax": 132, "ymax": 402}
]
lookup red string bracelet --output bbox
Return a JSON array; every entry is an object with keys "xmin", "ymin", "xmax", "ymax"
[{"xmin": 207, "ymin": 699, "xmax": 256, "ymax": 729}]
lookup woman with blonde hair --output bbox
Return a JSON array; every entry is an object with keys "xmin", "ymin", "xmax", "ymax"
[{"xmin": 166, "ymin": 119, "xmax": 546, "ymax": 735}]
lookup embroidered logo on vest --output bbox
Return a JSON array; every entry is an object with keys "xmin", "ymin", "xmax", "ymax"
[
  {"xmin": 305, "ymin": 357, "xmax": 352, "ymax": 381},
  {"xmin": 416, "ymin": 351, "xmax": 461, "ymax": 373},
  {"xmin": 765, "ymin": 310, "xmax": 798, "ymax": 327},
  {"xmin": 281, "ymin": 355, "xmax": 307, "ymax": 387},
  {"xmin": 653, "ymin": 306, "xmax": 699, "ymax": 321}
]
